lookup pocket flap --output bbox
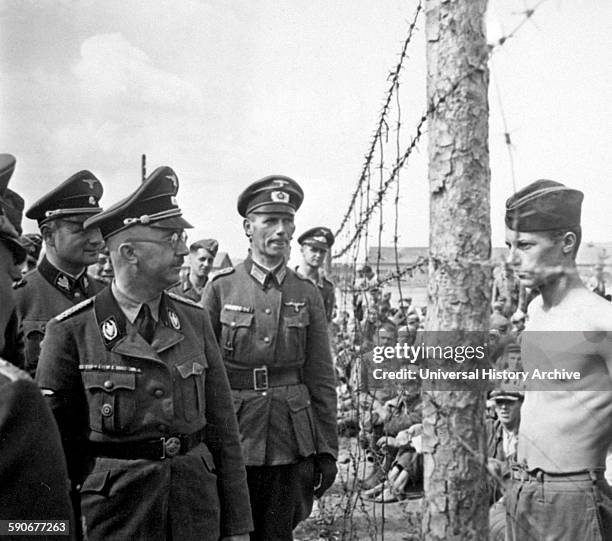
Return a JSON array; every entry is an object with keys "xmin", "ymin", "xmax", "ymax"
[
  {"xmin": 285, "ymin": 312, "xmax": 310, "ymax": 328},
  {"xmin": 83, "ymin": 371, "xmax": 136, "ymax": 392},
  {"xmin": 22, "ymin": 320, "xmax": 46, "ymax": 337},
  {"xmin": 80, "ymin": 470, "xmax": 110, "ymax": 494},
  {"xmin": 220, "ymin": 310, "xmax": 254, "ymax": 328},
  {"xmin": 177, "ymin": 360, "xmax": 206, "ymax": 379}
]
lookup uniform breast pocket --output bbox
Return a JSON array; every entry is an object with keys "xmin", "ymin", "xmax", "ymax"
[
  {"xmin": 177, "ymin": 356, "xmax": 208, "ymax": 422},
  {"xmin": 82, "ymin": 371, "xmax": 137, "ymax": 434},
  {"xmin": 283, "ymin": 310, "xmax": 310, "ymax": 358},
  {"xmin": 219, "ymin": 309, "xmax": 254, "ymax": 361},
  {"xmin": 22, "ymin": 320, "xmax": 46, "ymax": 372}
]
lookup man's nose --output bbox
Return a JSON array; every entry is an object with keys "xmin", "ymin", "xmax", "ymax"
[
  {"xmin": 85, "ymin": 226, "xmax": 104, "ymax": 246},
  {"xmin": 506, "ymin": 247, "xmax": 519, "ymax": 267}
]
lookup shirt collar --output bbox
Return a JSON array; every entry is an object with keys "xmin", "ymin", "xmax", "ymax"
[
  {"xmin": 38, "ymin": 256, "xmax": 90, "ymax": 297},
  {"xmin": 248, "ymin": 257, "xmax": 286, "ymax": 287},
  {"xmin": 111, "ymin": 281, "xmax": 161, "ymax": 324}
]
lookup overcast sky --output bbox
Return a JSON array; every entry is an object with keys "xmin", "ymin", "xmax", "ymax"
[{"xmin": 1, "ymin": 0, "xmax": 610, "ymax": 264}]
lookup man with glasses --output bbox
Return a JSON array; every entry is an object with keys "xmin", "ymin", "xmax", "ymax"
[
  {"xmin": 504, "ymin": 180, "xmax": 612, "ymax": 540},
  {"xmin": 14, "ymin": 170, "xmax": 105, "ymax": 375},
  {"xmin": 0, "ymin": 153, "xmax": 74, "ymax": 534},
  {"xmin": 36, "ymin": 166, "xmax": 251, "ymax": 541},
  {"xmin": 203, "ymin": 175, "xmax": 337, "ymax": 541}
]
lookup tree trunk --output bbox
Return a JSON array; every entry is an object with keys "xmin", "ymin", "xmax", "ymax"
[{"xmin": 422, "ymin": 0, "xmax": 491, "ymax": 539}]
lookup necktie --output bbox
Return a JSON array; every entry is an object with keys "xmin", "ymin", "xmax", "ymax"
[{"xmin": 134, "ymin": 303, "xmax": 155, "ymax": 343}]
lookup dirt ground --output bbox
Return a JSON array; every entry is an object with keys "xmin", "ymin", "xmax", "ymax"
[{"xmin": 294, "ymin": 438, "xmax": 422, "ymax": 541}]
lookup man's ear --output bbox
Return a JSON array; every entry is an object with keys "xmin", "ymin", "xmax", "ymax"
[
  {"xmin": 118, "ymin": 242, "xmax": 138, "ymax": 264},
  {"xmin": 40, "ymin": 224, "xmax": 55, "ymax": 248},
  {"xmin": 561, "ymin": 231, "xmax": 577, "ymax": 255},
  {"xmin": 243, "ymin": 218, "xmax": 252, "ymax": 239}
]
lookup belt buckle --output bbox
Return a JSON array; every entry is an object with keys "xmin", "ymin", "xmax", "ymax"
[
  {"xmin": 160, "ymin": 436, "xmax": 181, "ymax": 459},
  {"xmin": 253, "ymin": 366, "xmax": 269, "ymax": 391}
]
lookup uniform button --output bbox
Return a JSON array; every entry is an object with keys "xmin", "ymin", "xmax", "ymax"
[
  {"xmin": 101, "ymin": 404, "xmax": 113, "ymax": 417},
  {"xmin": 74, "ymin": 292, "xmax": 81, "ymax": 299},
  {"xmin": 154, "ymin": 388, "xmax": 164, "ymax": 398},
  {"xmin": 265, "ymin": 308, "xmax": 271, "ymax": 314},
  {"xmin": 263, "ymin": 336, "xmax": 270, "ymax": 343},
  {"xmin": 230, "ymin": 321, "xmax": 236, "ymax": 327},
  {"xmin": 103, "ymin": 380, "xmax": 114, "ymax": 390}
]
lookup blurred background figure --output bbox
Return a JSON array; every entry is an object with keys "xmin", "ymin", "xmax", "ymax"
[
  {"xmin": 19, "ymin": 232, "xmax": 42, "ymax": 275},
  {"xmin": 169, "ymin": 238, "xmax": 218, "ymax": 303},
  {"xmin": 90, "ymin": 247, "xmax": 114, "ymax": 285}
]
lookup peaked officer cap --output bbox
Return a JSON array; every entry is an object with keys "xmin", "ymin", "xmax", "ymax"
[
  {"xmin": 237, "ymin": 175, "xmax": 304, "ymax": 217},
  {"xmin": 0, "ymin": 154, "xmax": 26, "ymax": 262},
  {"xmin": 26, "ymin": 170, "xmax": 103, "ymax": 226},
  {"xmin": 505, "ymin": 179, "xmax": 583, "ymax": 232},
  {"xmin": 489, "ymin": 389, "xmax": 524, "ymax": 402},
  {"xmin": 191, "ymin": 238, "xmax": 218, "ymax": 258},
  {"xmin": 298, "ymin": 226, "xmax": 334, "ymax": 250},
  {"xmin": 84, "ymin": 166, "xmax": 192, "ymax": 239}
]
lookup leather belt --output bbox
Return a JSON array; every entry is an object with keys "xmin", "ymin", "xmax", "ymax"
[
  {"xmin": 226, "ymin": 366, "xmax": 302, "ymax": 391},
  {"xmin": 89, "ymin": 430, "xmax": 204, "ymax": 460},
  {"xmin": 510, "ymin": 466, "xmax": 605, "ymax": 482}
]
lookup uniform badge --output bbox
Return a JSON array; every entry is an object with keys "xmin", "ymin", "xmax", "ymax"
[
  {"xmin": 272, "ymin": 179, "xmax": 289, "ymax": 188},
  {"xmin": 101, "ymin": 317, "xmax": 118, "ymax": 341},
  {"xmin": 271, "ymin": 190, "xmax": 288, "ymax": 202},
  {"xmin": 56, "ymin": 274, "xmax": 71, "ymax": 291},
  {"xmin": 166, "ymin": 174, "xmax": 178, "ymax": 188},
  {"xmin": 82, "ymin": 178, "xmax": 98, "ymax": 189},
  {"xmin": 168, "ymin": 309, "xmax": 181, "ymax": 330},
  {"xmin": 82, "ymin": 276, "xmax": 89, "ymax": 288},
  {"xmin": 284, "ymin": 301, "xmax": 305, "ymax": 313},
  {"xmin": 89, "ymin": 196, "xmax": 97, "ymax": 205}
]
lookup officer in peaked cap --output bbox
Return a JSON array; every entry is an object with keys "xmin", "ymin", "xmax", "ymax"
[
  {"xmin": 0, "ymin": 153, "xmax": 74, "ymax": 535},
  {"xmin": 503, "ymin": 179, "xmax": 612, "ymax": 541},
  {"xmin": 203, "ymin": 175, "xmax": 338, "ymax": 541},
  {"xmin": 14, "ymin": 169, "xmax": 105, "ymax": 376},
  {"xmin": 296, "ymin": 227, "xmax": 336, "ymax": 322},
  {"xmin": 37, "ymin": 166, "xmax": 252, "ymax": 541},
  {"xmin": 169, "ymin": 238, "xmax": 219, "ymax": 303}
]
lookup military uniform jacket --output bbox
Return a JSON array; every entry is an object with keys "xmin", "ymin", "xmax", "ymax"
[
  {"xmin": 167, "ymin": 278, "xmax": 205, "ymax": 304},
  {"xmin": 0, "ymin": 360, "xmax": 75, "ymax": 539},
  {"xmin": 14, "ymin": 257, "xmax": 103, "ymax": 376},
  {"xmin": 36, "ymin": 287, "xmax": 252, "ymax": 540},
  {"xmin": 319, "ymin": 276, "xmax": 336, "ymax": 322},
  {"xmin": 203, "ymin": 257, "xmax": 338, "ymax": 466}
]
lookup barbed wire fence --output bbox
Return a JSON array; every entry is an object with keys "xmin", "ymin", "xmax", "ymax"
[{"xmin": 308, "ymin": 1, "xmax": 555, "ymax": 540}]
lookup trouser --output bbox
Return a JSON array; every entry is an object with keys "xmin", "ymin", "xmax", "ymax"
[
  {"xmin": 505, "ymin": 467, "xmax": 612, "ymax": 541},
  {"xmin": 246, "ymin": 458, "xmax": 315, "ymax": 541}
]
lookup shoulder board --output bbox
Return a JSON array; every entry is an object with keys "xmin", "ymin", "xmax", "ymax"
[
  {"xmin": 0, "ymin": 359, "xmax": 31, "ymax": 382},
  {"xmin": 293, "ymin": 270, "xmax": 316, "ymax": 286},
  {"xmin": 55, "ymin": 297, "xmax": 95, "ymax": 321},
  {"xmin": 166, "ymin": 291, "xmax": 203, "ymax": 309},
  {"xmin": 210, "ymin": 267, "xmax": 235, "ymax": 281}
]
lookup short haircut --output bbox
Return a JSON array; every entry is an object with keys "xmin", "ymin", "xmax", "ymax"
[{"xmin": 546, "ymin": 226, "xmax": 582, "ymax": 257}]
